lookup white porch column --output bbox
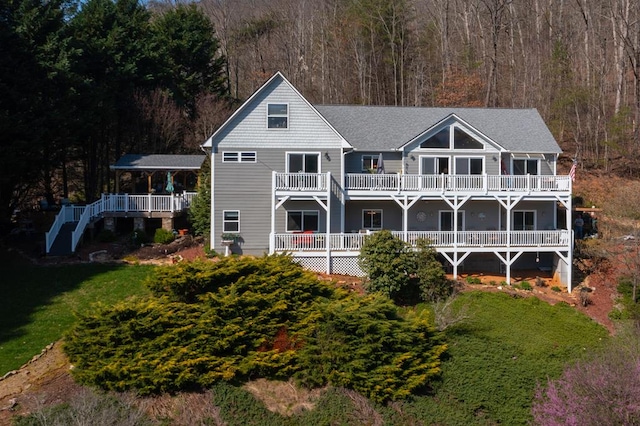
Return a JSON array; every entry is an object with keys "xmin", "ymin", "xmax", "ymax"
[
  {"xmin": 326, "ymin": 171, "xmax": 332, "ymax": 274},
  {"xmin": 270, "ymin": 171, "xmax": 276, "ymax": 254}
]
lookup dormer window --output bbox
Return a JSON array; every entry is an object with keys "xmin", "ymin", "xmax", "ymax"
[{"xmin": 267, "ymin": 104, "xmax": 288, "ymax": 129}]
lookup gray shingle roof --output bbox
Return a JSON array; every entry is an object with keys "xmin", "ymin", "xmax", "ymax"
[
  {"xmin": 111, "ymin": 154, "xmax": 206, "ymax": 170},
  {"xmin": 314, "ymin": 105, "xmax": 561, "ymax": 153}
]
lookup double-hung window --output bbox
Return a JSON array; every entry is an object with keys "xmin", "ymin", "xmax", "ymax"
[
  {"xmin": 267, "ymin": 104, "xmax": 288, "ymax": 129},
  {"xmin": 362, "ymin": 209, "xmax": 383, "ymax": 230},
  {"xmin": 222, "ymin": 210, "xmax": 240, "ymax": 233},
  {"xmin": 287, "ymin": 211, "xmax": 319, "ymax": 232}
]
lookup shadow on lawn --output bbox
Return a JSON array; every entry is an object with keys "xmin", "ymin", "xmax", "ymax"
[{"xmin": 0, "ymin": 246, "xmax": 148, "ymax": 371}]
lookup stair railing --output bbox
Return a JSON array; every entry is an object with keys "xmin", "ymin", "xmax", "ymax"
[{"xmin": 71, "ymin": 196, "xmax": 106, "ymax": 253}]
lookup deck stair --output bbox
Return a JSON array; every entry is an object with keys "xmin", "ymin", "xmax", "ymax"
[
  {"xmin": 45, "ymin": 192, "xmax": 197, "ymax": 255},
  {"xmin": 47, "ymin": 222, "xmax": 78, "ymax": 256}
]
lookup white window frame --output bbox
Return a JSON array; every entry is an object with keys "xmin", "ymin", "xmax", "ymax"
[
  {"xmin": 222, "ymin": 210, "xmax": 240, "ymax": 233},
  {"xmin": 454, "ymin": 156, "xmax": 484, "ymax": 175},
  {"xmin": 452, "ymin": 125, "xmax": 485, "ymax": 151},
  {"xmin": 362, "ymin": 209, "xmax": 383, "ymax": 230},
  {"xmin": 511, "ymin": 158, "xmax": 539, "ymax": 175},
  {"xmin": 361, "ymin": 155, "xmax": 379, "ymax": 172},
  {"xmin": 222, "ymin": 151, "xmax": 257, "ymax": 163},
  {"xmin": 286, "ymin": 210, "xmax": 320, "ymax": 232},
  {"xmin": 513, "ymin": 210, "xmax": 536, "ymax": 230},
  {"xmin": 419, "ymin": 124, "xmax": 486, "ymax": 151},
  {"xmin": 286, "ymin": 152, "xmax": 321, "ymax": 173},
  {"xmin": 439, "ymin": 210, "xmax": 465, "ymax": 231},
  {"xmin": 419, "ymin": 156, "xmax": 450, "ymax": 174},
  {"xmin": 267, "ymin": 103, "xmax": 289, "ymax": 129}
]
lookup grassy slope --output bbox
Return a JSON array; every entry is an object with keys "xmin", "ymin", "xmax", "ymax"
[
  {"xmin": 1, "ymin": 252, "xmax": 610, "ymax": 424},
  {"xmin": 0, "ymin": 250, "xmax": 152, "ymax": 374}
]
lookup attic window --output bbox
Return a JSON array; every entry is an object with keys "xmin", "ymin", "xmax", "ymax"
[{"xmin": 267, "ymin": 104, "xmax": 288, "ymax": 129}]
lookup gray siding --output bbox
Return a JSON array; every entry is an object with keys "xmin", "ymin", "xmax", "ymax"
[
  {"xmin": 213, "ymin": 147, "xmax": 343, "ymax": 255},
  {"xmin": 213, "ymin": 78, "xmax": 344, "ymax": 150}
]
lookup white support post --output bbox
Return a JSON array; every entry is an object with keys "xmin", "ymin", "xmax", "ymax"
[
  {"xmin": 326, "ymin": 171, "xmax": 331, "ymax": 274},
  {"xmin": 270, "ymin": 171, "xmax": 277, "ymax": 254}
]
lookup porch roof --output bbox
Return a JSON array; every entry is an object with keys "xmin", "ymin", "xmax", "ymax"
[{"xmin": 111, "ymin": 154, "xmax": 205, "ymax": 171}]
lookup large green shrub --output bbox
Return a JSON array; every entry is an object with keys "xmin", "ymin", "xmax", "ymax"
[
  {"xmin": 64, "ymin": 255, "xmax": 446, "ymax": 401},
  {"xmin": 294, "ymin": 293, "xmax": 446, "ymax": 402},
  {"xmin": 359, "ymin": 231, "xmax": 452, "ymax": 304},
  {"xmin": 414, "ymin": 238, "xmax": 454, "ymax": 302},
  {"xmin": 358, "ymin": 230, "xmax": 416, "ymax": 300}
]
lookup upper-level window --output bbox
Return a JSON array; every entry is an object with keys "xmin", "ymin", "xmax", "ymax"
[
  {"xmin": 361, "ymin": 155, "xmax": 379, "ymax": 172},
  {"xmin": 455, "ymin": 157, "xmax": 483, "ymax": 174},
  {"xmin": 420, "ymin": 125, "xmax": 484, "ymax": 150},
  {"xmin": 223, "ymin": 151, "xmax": 257, "ymax": 163},
  {"xmin": 421, "ymin": 156, "xmax": 449, "ymax": 174},
  {"xmin": 454, "ymin": 128, "xmax": 483, "ymax": 149},
  {"xmin": 512, "ymin": 159, "xmax": 539, "ymax": 175},
  {"xmin": 287, "ymin": 153, "xmax": 319, "ymax": 173},
  {"xmin": 421, "ymin": 128, "xmax": 449, "ymax": 149},
  {"xmin": 267, "ymin": 103, "xmax": 288, "ymax": 129}
]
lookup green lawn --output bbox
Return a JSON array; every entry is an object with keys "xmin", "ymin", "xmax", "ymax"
[
  {"xmin": 1, "ymin": 250, "xmax": 611, "ymax": 424},
  {"xmin": 0, "ymin": 249, "xmax": 153, "ymax": 374}
]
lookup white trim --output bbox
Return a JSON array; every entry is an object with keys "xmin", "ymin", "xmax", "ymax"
[
  {"xmin": 439, "ymin": 210, "xmax": 465, "ymax": 231},
  {"xmin": 267, "ymin": 102, "xmax": 289, "ymax": 129},
  {"xmin": 285, "ymin": 151, "xmax": 322, "ymax": 173},
  {"xmin": 453, "ymin": 156, "xmax": 484, "ymax": 174},
  {"xmin": 512, "ymin": 210, "xmax": 537, "ymax": 230},
  {"xmin": 222, "ymin": 151, "xmax": 257, "ymax": 163},
  {"xmin": 511, "ymin": 157, "xmax": 540, "ymax": 175},
  {"xmin": 362, "ymin": 209, "xmax": 383, "ymax": 230},
  {"xmin": 222, "ymin": 210, "xmax": 240, "ymax": 233},
  {"xmin": 286, "ymin": 210, "xmax": 320, "ymax": 232},
  {"xmin": 202, "ymin": 72, "xmax": 351, "ymax": 149},
  {"xmin": 418, "ymin": 155, "xmax": 451, "ymax": 174},
  {"xmin": 406, "ymin": 115, "xmax": 502, "ymax": 152}
]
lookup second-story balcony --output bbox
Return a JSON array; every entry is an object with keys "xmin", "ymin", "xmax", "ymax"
[
  {"xmin": 345, "ymin": 173, "xmax": 571, "ymax": 194},
  {"xmin": 273, "ymin": 172, "xmax": 571, "ymax": 195}
]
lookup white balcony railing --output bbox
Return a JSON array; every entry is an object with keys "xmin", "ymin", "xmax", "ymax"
[
  {"xmin": 272, "ymin": 230, "xmax": 571, "ymax": 252},
  {"xmin": 344, "ymin": 173, "xmax": 571, "ymax": 193},
  {"xmin": 275, "ymin": 173, "xmax": 328, "ymax": 191}
]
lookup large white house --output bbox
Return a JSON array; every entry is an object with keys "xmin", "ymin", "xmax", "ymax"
[{"xmin": 202, "ymin": 72, "xmax": 574, "ymax": 291}]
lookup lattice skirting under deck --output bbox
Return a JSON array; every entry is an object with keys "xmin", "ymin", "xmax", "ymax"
[{"xmin": 293, "ymin": 256, "xmax": 365, "ymax": 277}]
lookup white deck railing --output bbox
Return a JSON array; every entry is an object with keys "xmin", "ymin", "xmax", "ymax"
[
  {"xmin": 343, "ymin": 174, "xmax": 571, "ymax": 193},
  {"xmin": 46, "ymin": 192, "xmax": 197, "ymax": 254},
  {"xmin": 275, "ymin": 173, "xmax": 328, "ymax": 191},
  {"xmin": 272, "ymin": 230, "xmax": 570, "ymax": 252}
]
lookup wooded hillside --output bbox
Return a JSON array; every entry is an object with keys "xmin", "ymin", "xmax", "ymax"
[{"xmin": 1, "ymin": 0, "xmax": 639, "ymax": 224}]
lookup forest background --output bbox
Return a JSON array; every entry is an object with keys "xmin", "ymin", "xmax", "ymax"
[{"xmin": 2, "ymin": 0, "xmax": 639, "ymax": 228}]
